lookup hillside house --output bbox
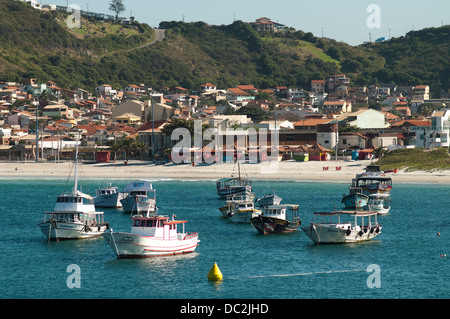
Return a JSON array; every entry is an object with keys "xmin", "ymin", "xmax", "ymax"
[
  {"xmin": 412, "ymin": 85, "xmax": 430, "ymax": 100},
  {"xmin": 250, "ymin": 17, "xmax": 287, "ymax": 33},
  {"xmin": 320, "ymin": 100, "xmax": 352, "ymax": 114},
  {"xmin": 339, "ymin": 132, "xmax": 368, "ymax": 150},
  {"xmin": 200, "ymin": 83, "xmax": 217, "ymax": 93},
  {"xmin": 336, "ymin": 109, "xmax": 388, "ymax": 129},
  {"xmin": 42, "ymin": 104, "xmax": 73, "ymax": 118},
  {"xmin": 226, "ymin": 88, "xmax": 254, "ymax": 102},
  {"xmin": 95, "ymin": 84, "xmax": 117, "ymax": 99},
  {"xmin": 326, "ymin": 74, "xmax": 350, "ymax": 92},
  {"xmin": 311, "ymin": 80, "xmax": 325, "ymax": 94},
  {"xmin": 115, "ymin": 113, "xmax": 141, "ymax": 125}
]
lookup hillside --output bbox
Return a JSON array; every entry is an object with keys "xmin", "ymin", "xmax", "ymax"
[
  {"xmin": 0, "ymin": 0, "xmax": 448, "ymax": 92},
  {"xmin": 376, "ymin": 148, "xmax": 450, "ymax": 172}
]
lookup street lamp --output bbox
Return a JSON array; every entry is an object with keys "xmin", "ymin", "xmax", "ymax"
[{"xmin": 33, "ymin": 99, "xmax": 39, "ymax": 163}]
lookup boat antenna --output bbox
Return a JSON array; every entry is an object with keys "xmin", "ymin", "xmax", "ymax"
[{"xmin": 73, "ymin": 130, "xmax": 80, "ymax": 195}]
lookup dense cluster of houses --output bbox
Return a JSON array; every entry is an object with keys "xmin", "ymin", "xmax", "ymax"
[{"xmin": 1, "ymin": 73, "xmax": 449, "ymax": 162}]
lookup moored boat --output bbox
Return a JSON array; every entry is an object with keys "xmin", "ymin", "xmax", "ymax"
[
  {"xmin": 355, "ymin": 164, "xmax": 393, "ymax": 195},
  {"xmin": 227, "ymin": 200, "xmax": 262, "ymax": 223},
  {"xmin": 216, "ymin": 162, "xmax": 252, "ymax": 198},
  {"xmin": 219, "ymin": 193, "xmax": 256, "ymax": 218},
  {"xmin": 367, "ymin": 193, "xmax": 391, "ymax": 215},
  {"xmin": 301, "ymin": 210, "xmax": 382, "ymax": 244},
  {"xmin": 120, "ymin": 181, "xmax": 156, "ymax": 214},
  {"xmin": 255, "ymin": 191, "xmax": 282, "ymax": 207},
  {"xmin": 104, "ymin": 213, "xmax": 199, "ymax": 258},
  {"xmin": 250, "ymin": 204, "xmax": 301, "ymax": 235},
  {"xmin": 342, "ymin": 186, "xmax": 369, "ymax": 209},
  {"xmin": 94, "ymin": 184, "xmax": 125, "ymax": 208},
  {"xmin": 37, "ymin": 132, "xmax": 109, "ymax": 241}
]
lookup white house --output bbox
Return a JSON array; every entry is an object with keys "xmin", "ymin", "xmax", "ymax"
[
  {"xmin": 336, "ymin": 109, "xmax": 388, "ymax": 129},
  {"xmin": 200, "ymin": 83, "xmax": 217, "ymax": 93},
  {"xmin": 424, "ymin": 109, "xmax": 450, "ymax": 148},
  {"xmin": 95, "ymin": 84, "xmax": 117, "ymax": 99},
  {"xmin": 412, "ymin": 85, "xmax": 430, "ymax": 100}
]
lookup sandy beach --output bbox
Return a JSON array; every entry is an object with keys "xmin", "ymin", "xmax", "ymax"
[{"xmin": 1, "ymin": 159, "xmax": 450, "ymax": 183}]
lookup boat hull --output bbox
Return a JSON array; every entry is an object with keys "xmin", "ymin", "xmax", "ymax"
[
  {"xmin": 342, "ymin": 193, "xmax": 369, "ymax": 209},
  {"xmin": 103, "ymin": 231, "xmax": 199, "ymax": 258},
  {"xmin": 121, "ymin": 196, "xmax": 156, "ymax": 214},
  {"xmin": 250, "ymin": 216, "xmax": 300, "ymax": 234},
  {"xmin": 301, "ymin": 223, "xmax": 381, "ymax": 244},
  {"xmin": 38, "ymin": 221, "xmax": 108, "ymax": 241},
  {"xmin": 368, "ymin": 204, "xmax": 391, "ymax": 215}
]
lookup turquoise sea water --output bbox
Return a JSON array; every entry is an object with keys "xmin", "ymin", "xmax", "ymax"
[{"xmin": 1, "ymin": 177, "xmax": 449, "ymax": 300}]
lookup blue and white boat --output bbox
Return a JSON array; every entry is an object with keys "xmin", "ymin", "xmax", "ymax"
[
  {"xmin": 342, "ymin": 186, "xmax": 369, "ymax": 209},
  {"xmin": 120, "ymin": 181, "xmax": 156, "ymax": 214}
]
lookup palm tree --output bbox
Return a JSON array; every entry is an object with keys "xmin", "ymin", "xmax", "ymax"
[
  {"xmin": 134, "ymin": 139, "xmax": 148, "ymax": 161},
  {"xmin": 120, "ymin": 136, "xmax": 135, "ymax": 161}
]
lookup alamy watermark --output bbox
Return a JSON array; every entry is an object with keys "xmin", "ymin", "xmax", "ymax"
[
  {"xmin": 366, "ymin": 4, "xmax": 381, "ymax": 29},
  {"xmin": 66, "ymin": 4, "xmax": 81, "ymax": 30},
  {"xmin": 366, "ymin": 264, "xmax": 381, "ymax": 288},
  {"xmin": 66, "ymin": 264, "xmax": 81, "ymax": 289}
]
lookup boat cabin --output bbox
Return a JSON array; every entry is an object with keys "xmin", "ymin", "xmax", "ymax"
[
  {"xmin": 97, "ymin": 187, "xmax": 118, "ymax": 196},
  {"xmin": 217, "ymin": 177, "xmax": 252, "ymax": 193},
  {"xmin": 123, "ymin": 182, "xmax": 156, "ymax": 199},
  {"xmin": 42, "ymin": 210, "xmax": 105, "ymax": 225},
  {"xmin": 352, "ymin": 174, "xmax": 392, "ymax": 189},
  {"xmin": 131, "ymin": 215, "xmax": 189, "ymax": 240},
  {"xmin": 231, "ymin": 201, "xmax": 255, "ymax": 211},
  {"xmin": 313, "ymin": 211, "xmax": 379, "ymax": 230},
  {"xmin": 54, "ymin": 193, "xmax": 95, "ymax": 213},
  {"xmin": 263, "ymin": 204, "xmax": 300, "ymax": 222}
]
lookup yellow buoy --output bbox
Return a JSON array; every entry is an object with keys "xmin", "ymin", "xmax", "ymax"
[{"xmin": 207, "ymin": 262, "xmax": 223, "ymax": 281}]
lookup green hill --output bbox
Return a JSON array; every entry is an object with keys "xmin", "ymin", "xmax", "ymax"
[{"xmin": 0, "ymin": 0, "xmax": 448, "ymax": 92}]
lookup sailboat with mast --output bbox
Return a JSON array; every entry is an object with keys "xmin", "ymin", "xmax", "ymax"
[
  {"xmin": 37, "ymin": 131, "xmax": 109, "ymax": 240},
  {"xmin": 216, "ymin": 162, "xmax": 252, "ymax": 198}
]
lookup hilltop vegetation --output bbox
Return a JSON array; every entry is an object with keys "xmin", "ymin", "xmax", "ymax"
[{"xmin": 0, "ymin": 0, "xmax": 449, "ymax": 92}]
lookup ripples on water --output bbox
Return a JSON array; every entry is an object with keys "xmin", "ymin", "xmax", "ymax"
[{"xmin": 0, "ymin": 179, "xmax": 449, "ymax": 299}]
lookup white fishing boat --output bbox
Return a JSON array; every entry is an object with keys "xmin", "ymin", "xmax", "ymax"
[
  {"xmin": 301, "ymin": 211, "xmax": 382, "ymax": 244},
  {"xmin": 218, "ymin": 193, "xmax": 256, "ymax": 218},
  {"xmin": 104, "ymin": 213, "xmax": 199, "ymax": 258},
  {"xmin": 38, "ymin": 132, "xmax": 109, "ymax": 241},
  {"xmin": 94, "ymin": 184, "xmax": 125, "ymax": 208},
  {"xmin": 120, "ymin": 181, "xmax": 156, "ymax": 214},
  {"xmin": 227, "ymin": 201, "xmax": 262, "ymax": 223},
  {"xmin": 367, "ymin": 193, "xmax": 391, "ymax": 215}
]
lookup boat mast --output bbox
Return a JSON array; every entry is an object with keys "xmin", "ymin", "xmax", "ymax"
[
  {"xmin": 73, "ymin": 130, "xmax": 80, "ymax": 195},
  {"xmin": 238, "ymin": 161, "xmax": 241, "ymax": 181}
]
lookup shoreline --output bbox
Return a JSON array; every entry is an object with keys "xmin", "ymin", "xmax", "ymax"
[{"xmin": 1, "ymin": 159, "xmax": 450, "ymax": 183}]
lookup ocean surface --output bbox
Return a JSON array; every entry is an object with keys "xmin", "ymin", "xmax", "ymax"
[{"xmin": 1, "ymin": 175, "xmax": 449, "ymax": 299}]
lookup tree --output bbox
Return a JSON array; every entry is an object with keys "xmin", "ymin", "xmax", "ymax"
[
  {"xmin": 109, "ymin": 0, "xmax": 125, "ymax": 21},
  {"xmin": 236, "ymin": 105, "xmax": 270, "ymax": 123}
]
